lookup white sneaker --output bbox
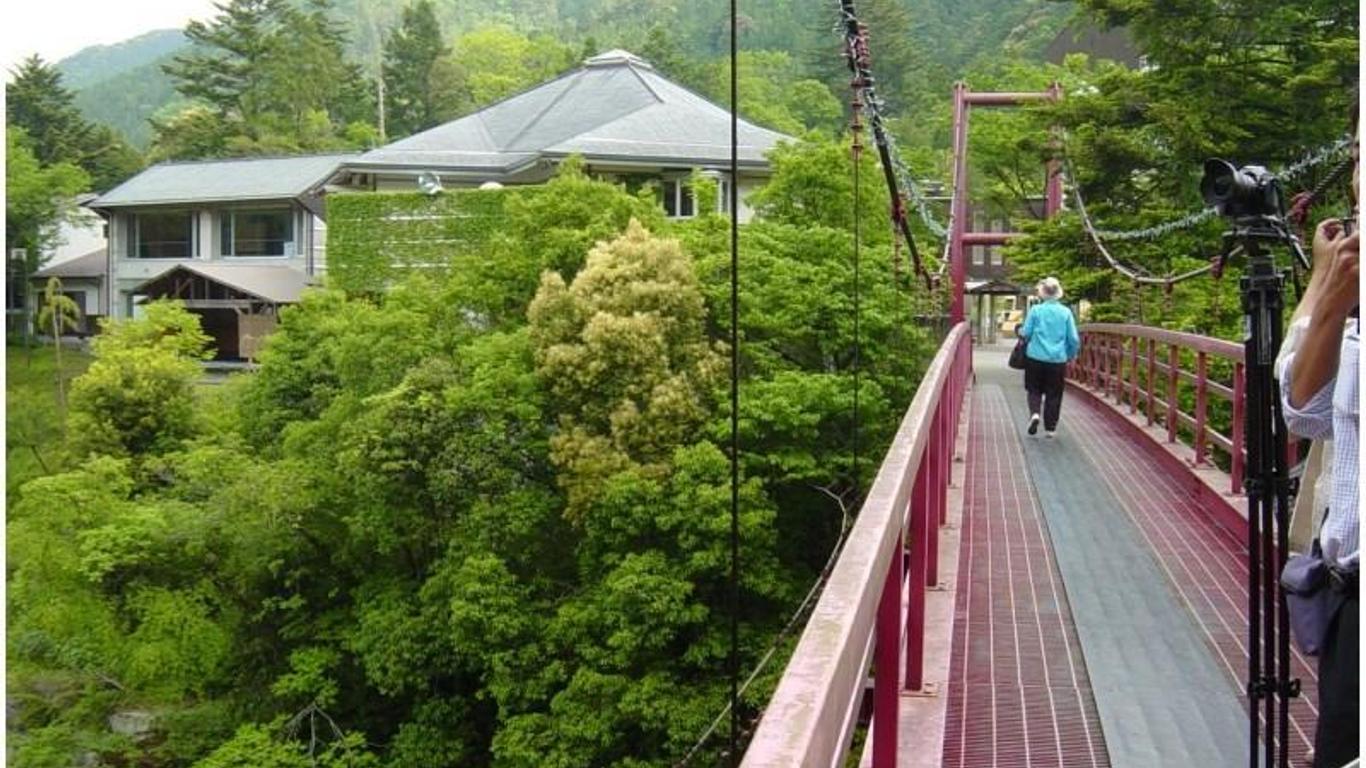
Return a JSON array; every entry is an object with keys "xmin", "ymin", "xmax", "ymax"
[
  {"xmin": 1028, "ymin": 414, "xmax": 1041, "ymax": 436},
  {"xmin": 1045, "ymin": 430, "xmax": 1056, "ymax": 439}
]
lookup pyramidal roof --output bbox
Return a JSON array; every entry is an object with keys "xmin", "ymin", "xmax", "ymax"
[{"xmin": 354, "ymin": 50, "xmax": 791, "ymax": 174}]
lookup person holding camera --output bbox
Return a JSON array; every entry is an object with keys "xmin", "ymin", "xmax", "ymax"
[
  {"xmin": 1018, "ymin": 276, "xmax": 1080, "ymax": 438},
  {"xmin": 1280, "ymin": 193, "xmax": 1358, "ymax": 766}
]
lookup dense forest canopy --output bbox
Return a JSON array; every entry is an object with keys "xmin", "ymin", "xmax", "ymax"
[{"xmin": 6, "ymin": 0, "xmax": 1359, "ymax": 765}]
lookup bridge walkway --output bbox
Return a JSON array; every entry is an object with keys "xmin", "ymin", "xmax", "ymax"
[{"xmin": 928, "ymin": 345, "xmax": 1319, "ymax": 768}]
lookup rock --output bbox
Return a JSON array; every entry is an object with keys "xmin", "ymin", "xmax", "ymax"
[{"xmin": 107, "ymin": 710, "xmax": 156, "ymax": 739}]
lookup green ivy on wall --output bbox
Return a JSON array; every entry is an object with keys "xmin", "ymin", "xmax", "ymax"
[{"xmin": 325, "ymin": 187, "xmax": 541, "ymax": 294}]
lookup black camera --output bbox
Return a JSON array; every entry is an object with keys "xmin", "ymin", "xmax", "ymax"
[{"xmin": 1200, "ymin": 159, "xmax": 1284, "ymax": 219}]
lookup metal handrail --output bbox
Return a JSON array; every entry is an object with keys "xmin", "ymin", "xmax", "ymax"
[
  {"xmin": 742, "ymin": 322, "xmax": 973, "ymax": 768},
  {"xmin": 1070, "ymin": 323, "xmax": 1247, "ymax": 494}
]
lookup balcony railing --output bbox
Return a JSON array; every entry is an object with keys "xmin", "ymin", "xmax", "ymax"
[{"xmin": 742, "ymin": 322, "xmax": 972, "ymax": 768}]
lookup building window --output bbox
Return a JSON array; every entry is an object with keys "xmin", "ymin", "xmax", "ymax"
[
  {"xmin": 661, "ymin": 179, "xmax": 695, "ymax": 219},
  {"xmin": 717, "ymin": 177, "xmax": 734, "ymax": 214},
  {"xmin": 132, "ymin": 211, "xmax": 194, "ymax": 259},
  {"xmin": 221, "ymin": 207, "xmax": 294, "ymax": 257}
]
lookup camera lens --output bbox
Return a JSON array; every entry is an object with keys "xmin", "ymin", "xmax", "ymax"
[{"xmin": 1201, "ymin": 159, "xmax": 1240, "ymax": 208}]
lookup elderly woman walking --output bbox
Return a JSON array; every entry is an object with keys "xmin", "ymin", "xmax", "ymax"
[{"xmin": 1019, "ymin": 277, "xmax": 1080, "ymax": 437}]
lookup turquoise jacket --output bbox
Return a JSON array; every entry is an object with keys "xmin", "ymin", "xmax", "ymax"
[{"xmin": 1020, "ymin": 299, "xmax": 1080, "ymax": 363}]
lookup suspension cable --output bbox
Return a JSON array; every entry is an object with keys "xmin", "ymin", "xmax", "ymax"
[
  {"xmin": 1062, "ymin": 158, "xmax": 1217, "ymax": 287},
  {"xmin": 1072, "ymin": 135, "xmax": 1351, "ymax": 243},
  {"xmin": 840, "ymin": 1, "xmax": 931, "ymax": 287},
  {"xmin": 727, "ymin": 0, "xmax": 741, "ymax": 762},
  {"xmin": 1060, "ymin": 134, "xmax": 1350, "ymax": 288},
  {"xmin": 850, "ymin": 53, "xmax": 863, "ymax": 535}
]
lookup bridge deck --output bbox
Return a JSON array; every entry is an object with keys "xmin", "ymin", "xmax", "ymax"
[{"xmin": 933, "ymin": 346, "xmax": 1318, "ymax": 768}]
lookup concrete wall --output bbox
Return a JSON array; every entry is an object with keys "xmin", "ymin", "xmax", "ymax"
[{"xmin": 108, "ymin": 202, "xmax": 317, "ymax": 319}]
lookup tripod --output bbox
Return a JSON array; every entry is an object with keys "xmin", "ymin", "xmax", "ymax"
[{"xmin": 1219, "ymin": 218, "xmax": 1305, "ymax": 768}]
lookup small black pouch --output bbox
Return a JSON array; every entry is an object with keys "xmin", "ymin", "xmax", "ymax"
[
  {"xmin": 1008, "ymin": 337, "xmax": 1027, "ymax": 370},
  {"xmin": 1280, "ymin": 537, "xmax": 1345, "ymax": 656}
]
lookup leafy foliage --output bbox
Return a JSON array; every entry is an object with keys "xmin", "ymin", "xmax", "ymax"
[
  {"xmin": 155, "ymin": 0, "xmax": 377, "ymax": 158},
  {"xmin": 4, "ymin": 127, "xmax": 90, "ymax": 265},
  {"xmin": 9, "ymin": 131, "xmax": 934, "ymax": 766},
  {"xmin": 380, "ymin": 0, "xmax": 447, "ymax": 138},
  {"xmin": 998, "ymin": 0, "xmax": 1357, "ymax": 333},
  {"xmin": 529, "ymin": 219, "xmax": 726, "ymax": 518},
  {"xmin": 67, "ymin": 302, "xmax": 212, "ymax": 459},
  {"xmin": 428, "ymin": 24, "xmax": 579, "ymax": 122}
]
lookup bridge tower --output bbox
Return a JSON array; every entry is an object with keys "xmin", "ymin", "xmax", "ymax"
[{"xmin": 948, "ymin": 82, "xmax": 1064, "ymax": 326}]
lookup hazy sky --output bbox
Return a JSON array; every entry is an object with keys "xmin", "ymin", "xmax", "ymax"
[{"xmin": 3, "ymin": 0, "xmax": 218, "ymax": 74}]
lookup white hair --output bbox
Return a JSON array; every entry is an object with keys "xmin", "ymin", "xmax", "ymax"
[{"xmin": 1039, "ymin": 277, "xmax": 1064, "ymax": 299}]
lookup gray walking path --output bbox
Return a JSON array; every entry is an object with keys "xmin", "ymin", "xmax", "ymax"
[{"xmin": 981, "ymin": 348, "xmax": 1253, "ymax": 768}]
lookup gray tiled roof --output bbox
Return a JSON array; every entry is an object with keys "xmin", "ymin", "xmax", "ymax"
[
  {"xmin": 90, "ymin": 154, "xmax": 355, "ymax": 208},
  {"xmin": 353, "ymin": 50, "xmax": 791, "ymax": 173},
  {"xmin": 34, "ymin": 248, "xmax": 107, "ymax": 279},
  {"xmin": 136, "ymin": 263, "xmax": 311, "ymax": 304}
]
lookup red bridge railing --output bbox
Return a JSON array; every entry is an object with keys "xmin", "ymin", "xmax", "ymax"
[
  {"xmin": 742, "ymin": 322, "xmax": 972, "ymax": 768},
  {"xmin": 1069, "ymin": 323, "xmax": 1247, "ymax": 494}
]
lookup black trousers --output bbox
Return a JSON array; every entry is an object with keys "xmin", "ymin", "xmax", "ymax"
[
  {"xmin": 1314, "ymin": 594, "xmax": 1359, "ymax": 768},
  {"xmin": 1024, "ymin": 358, "xmax": 1067, "ymax": 430}
]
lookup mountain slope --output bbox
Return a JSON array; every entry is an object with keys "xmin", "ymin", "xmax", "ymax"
[
  {"xmin": 56, "ymin": 29, "xmax": 185, "ymax": 89},
  {"xmin": 56, "ymin": 29, "xmax": 187, "ymax": 148},
  {"xmin": 49, "ymin": 0, "xmax": 1079, "ymax": 151}
]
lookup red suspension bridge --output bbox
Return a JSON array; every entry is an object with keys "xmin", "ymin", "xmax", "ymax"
[
  {"xmin": 707, "ymin": 0, "xmax": 1360, "ymax": 758},
  {"xmin": 730, "ymin": 11, "xmax": 1349, "ymax": 763},
  {"xmin": 741, "ymin": 325, "xmax": 1321, "ymax": 767}
]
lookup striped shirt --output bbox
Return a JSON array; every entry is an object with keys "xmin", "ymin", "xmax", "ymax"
[{"xmin": 1281, "ymin": 320, "xmax": 1359, "ymax": 569}]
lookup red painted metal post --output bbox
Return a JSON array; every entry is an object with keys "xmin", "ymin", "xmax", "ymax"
[
  {"xmin": 1044, "ymin": 84, "xmax": 1064, "ymax": 218},
  {"xmin": 1107, "ymin": 336, "xmax": 1117, "ymax": 399},
  {"xmin": 1094, "ymin": 335, "xmax": 1104, "ymax": 392},
  {"xmin": 1166, "ymin": 345, "xmax": 1179, "ymax": 442},
  {"xmin": 1129, "ymin": 335, "xmax": 1139, "ymax": 414},
  {"xmin": 938, "ymin": 395, "xmax": 949, "ymax": 526},
  {"xmin": 1108, "ymin": 336, "xmax": 1118, "ymax": 399},
  {"xmin": 926, "ymin": 405, "xmax": 942, "ymax": 586},
  {"xmin": 1232, "ymin": 361, "xmax": 1246, "ymax": 495},
  {"xmin": 906, "ymin": 453, "xmax": 929, "ymax": 690},
  {"xmin": 873, "ymin": 530, "xmax": 904, "ymax": 767},
  {"xmin": 1194, "ymin": 351, "xmax": 1208, "ymax": 465},
  {"xmin": 949, "ymin": 83, "xmax": 970, "ymax": 325},
  {"xmin": 1146, "ymin": 337, "xmax": 1156, "ymax": 425},
  {"xmin": 1113, "ymin": 336, "xmax": 1123, "ymax": 401},
  {"xmin": 1092, "ymin": 334, "xmax": 1102, "ymax": 392}
]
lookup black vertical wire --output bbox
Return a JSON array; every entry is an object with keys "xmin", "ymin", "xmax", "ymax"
[
  {"xmin": 852, "ymin": 108, "xmax": 861, "ymax": 509},
  {"xmin": 728, "ymin": 0, "xmax": 740, "ymax": 762}
]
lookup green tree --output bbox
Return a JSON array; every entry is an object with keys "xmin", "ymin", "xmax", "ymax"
[
  {"xmin": 163, "ymin": 0, "xmax": 283, "ymax": 124},
  {"xmin": 36, "ymin": 277, "xmax": 82, "ymax": 413},
  {"xmin": 5, "ymin": 128, "xmax": 89, "ymax": 344},
  {"xmin": 159, "ymin": 0, "xmax": 375, "ymax": 156},
  {"xmin": 382, "ymin": 0, "xmax": 447, "ymax": 138},
  {"xmin": 995, "ymin": 0, "xmax": 1357, "ymax": 332},
  {"xmin": 68, "ymin": 301, "xmax": 212, "ymax": 458},
  {"xmin": 528, "ymin": 219, "xmax": 725, "ymax": 519},
  {"xmin": 429, "ymin": 25, "xmax": 576, "ymax": 120},
  {"xmin": 5, "ymin": 55, "xmax": 150, "ymax": 189},
  {"xmin": 702, "ymin": 50, "xmax": 842, "ymax": 136},
  {"xmin": 6, "ymin": 55, "xmax": 94, "ymax": 168}
]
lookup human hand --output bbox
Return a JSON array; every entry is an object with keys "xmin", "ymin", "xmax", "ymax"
[
  {"xmin": 1311, "ymin": 217, "xmax": 1345, "ymax": 272},
  {"xmin": 1313, "ymin": 230, "xmax": 1360, "ymax": 323}
]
